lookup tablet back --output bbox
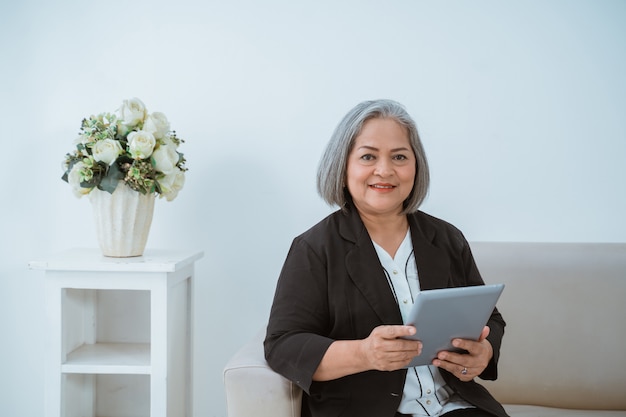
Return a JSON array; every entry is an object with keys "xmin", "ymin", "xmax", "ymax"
[{"xmin": 403, "ymin": 283, "xmax": 505, "ymax": 367}]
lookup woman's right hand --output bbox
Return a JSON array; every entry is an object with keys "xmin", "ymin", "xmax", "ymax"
[
  {"xmin": 313, "ymin": 325, "xmax": 422, "ymax": 381},
  {"xmin": 359, "ymin": 325, "xmax": 422, "ymax": 371}
]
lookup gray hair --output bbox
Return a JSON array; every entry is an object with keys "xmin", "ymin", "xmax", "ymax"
[{"xmin": 316, "ymin": 99, "xmax": 429, "ymax": 213}]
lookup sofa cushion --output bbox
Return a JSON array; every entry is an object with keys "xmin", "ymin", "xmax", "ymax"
[{"xmin": 471, "ymin": 243, "xmax": 626, "ymax": 410}]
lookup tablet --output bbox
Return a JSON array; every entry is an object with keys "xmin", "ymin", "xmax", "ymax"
[{"xmin": 402, "ymin": 283, "xmax": 504, "ymax": 367}]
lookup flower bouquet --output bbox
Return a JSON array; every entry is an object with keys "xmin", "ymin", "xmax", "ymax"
[{"xmin": 62, "ymin": 97, "xmax": 187, "ymax": 201}]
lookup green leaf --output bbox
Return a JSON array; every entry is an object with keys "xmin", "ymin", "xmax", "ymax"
[{"xmin": 99, "ymin": 161, "xmax": 125, "ymax": 194}]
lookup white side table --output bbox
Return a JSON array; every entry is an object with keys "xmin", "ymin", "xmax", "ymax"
[{"xmin": 29, "ymin": 248, "xmax": 204, "ymax": 417}]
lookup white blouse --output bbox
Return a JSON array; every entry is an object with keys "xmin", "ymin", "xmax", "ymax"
[{"xmin": 372, "ymin": 229, "xmax": 473, "ymax": 416}]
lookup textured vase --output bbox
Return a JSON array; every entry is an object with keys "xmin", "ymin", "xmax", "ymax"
[{"xmin": 89, "ymin": 182, "xmax": 156, "ymax": 257}]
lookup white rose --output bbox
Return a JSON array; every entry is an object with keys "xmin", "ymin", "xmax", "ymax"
[
  {"xmin": 92, "ymin": 139, "xmax": 123, "ymax": 165},
  {"xmin": 152, "ymin": 144, "xmax": 179, "ymax": 174},
  {"xmin": 118, "ymin": 98, "xmax": 147, "ymax": 127},
  {"xmin": 159, "ymin": 169, "xmax": 185, "ymax": 201},
  {"xmin": 68, "ymin": 162, "xmax": 92, "ymax": 197},
  {"xmin": 128, "ymin": 130, "xmax": 156, "ymax": 159},
  {"xmin": 143, "ymin": 112, "xmax": 170, "ymax": 139}
]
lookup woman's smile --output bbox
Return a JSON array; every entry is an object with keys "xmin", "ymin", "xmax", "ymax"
[{"xmin": 370, "ymin": 183, "xmax": 396, "ymax": 190}]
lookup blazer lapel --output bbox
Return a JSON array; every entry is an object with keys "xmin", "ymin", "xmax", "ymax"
[
  {"xmin": 408, "ymin": 213, "xmax": 452, "ymax": 290},
  {"xmin": 340, "ymin": 208, "xmax": 403, "ymax": 324}
]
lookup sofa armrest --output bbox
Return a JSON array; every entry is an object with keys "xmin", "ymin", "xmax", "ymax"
[{"xmin": 224, "ymin": 329, "xmax": 303, "ymax": 417}]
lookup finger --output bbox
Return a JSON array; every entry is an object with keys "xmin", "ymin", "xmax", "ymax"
[
  {"xmin": 432, "ymin": 357, "xmax": 461, "ymax": 374},
  {"xmin": 478, "ymin": 326, "xmax": 490, "ymax": 342},
  {"xmin": 449, "ymin": 337, "xmax": 475, "ymax": 355},
  {"xmin": 386, "ymin": 336, "xmax": 422, "ymax": 357},
  {"xmin": 368, "ymin": 326, "xmax": 422, "ymax": 357},
  {"xmin": 450, "ymin": 325, "xmax": 490, "ymax": 351},
  {"xmin": 436, "ymin": 349, "xmax": 467, "ymax": 366},
  {"xmin": 397, "ymin": 339, "xmax": 423, "ymax": 356},
  {"xmin": 433, "ymin": 358, "xmax": 473, "ymax": 381},
  {"xmin": 377, "ymin": 325, "xmax": 417, "ymax": 340}
]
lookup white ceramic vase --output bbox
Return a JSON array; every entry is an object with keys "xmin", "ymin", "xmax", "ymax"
[{"xmin": 89, "ymin": 182, "xmax": 156, "ymax": 257}]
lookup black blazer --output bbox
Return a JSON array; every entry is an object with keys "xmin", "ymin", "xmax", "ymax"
[{"xmin": 265, "ymin": 205, "xmax": 509, "ymax": 417}]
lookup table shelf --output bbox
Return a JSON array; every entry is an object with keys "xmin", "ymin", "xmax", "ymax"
[
  {"xmin": 63, "ymin": 343, "xmax": 151, "ymax": 374},
  {"xmin": 30, "ymin": 248, "xmax": 203, "ymax": 417}
]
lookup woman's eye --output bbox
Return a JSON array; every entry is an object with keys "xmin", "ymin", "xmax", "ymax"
[
  {"xmin": 393, "ymin": 154, "xmax": 408, "ymax": 161},
  {"xmin": 360, "ymin": 154, "xmax": 375, "ymax": 161}
]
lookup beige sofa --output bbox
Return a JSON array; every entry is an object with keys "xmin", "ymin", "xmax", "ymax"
[{"xmin": 223, "ymin": 242, "xmax": 626, "ymax": 416}]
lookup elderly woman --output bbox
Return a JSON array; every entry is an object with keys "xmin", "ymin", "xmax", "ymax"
[{"xmin": 264, "ymin": 99, "xmax": 508, "ymax": 417}]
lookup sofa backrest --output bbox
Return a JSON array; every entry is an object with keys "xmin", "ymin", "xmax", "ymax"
[{"xmin": 470, "ymin": 242, "xmax": 626, "ymax": 410}]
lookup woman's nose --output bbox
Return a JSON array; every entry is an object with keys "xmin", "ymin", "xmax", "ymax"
[{"xmin": 374, "ymin": 159, "xmax": 393, "ymax": 177}]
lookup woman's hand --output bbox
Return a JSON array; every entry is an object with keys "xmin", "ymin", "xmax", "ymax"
[
  {"xmin": 432, "ymin": 326, "xmax": 493, "ymax": 382},
  {"xmin": 313, "ymin": 325, "xmax": 422, "ymax": 381},
  {"xmin": 359, "ymin": 325, "xmax": 423, "ymax": 371}
]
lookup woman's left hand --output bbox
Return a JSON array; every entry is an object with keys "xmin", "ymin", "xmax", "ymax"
[{"xmin": 432, "ymin": 326, "xmax": 493, "ymax": 382}]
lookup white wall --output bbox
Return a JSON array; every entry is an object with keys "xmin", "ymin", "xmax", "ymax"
[{"xmin": 1, "ymin": 0, "xmax": 624, "ymax": 416}]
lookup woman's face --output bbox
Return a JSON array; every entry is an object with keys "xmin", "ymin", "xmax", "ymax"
[{"xmin": 346, "ymin": 117, "xmax": 416, "ymax": 218}]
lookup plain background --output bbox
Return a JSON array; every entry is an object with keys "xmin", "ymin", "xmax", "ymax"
[{"xmin": 1, "ymin": 1, "xmax": 625, "ymax": 416}]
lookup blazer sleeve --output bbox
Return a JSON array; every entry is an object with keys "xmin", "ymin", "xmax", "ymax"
[{"xmin": 264, "ymin": 236, "xmax": 334, "ymax": 394}]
